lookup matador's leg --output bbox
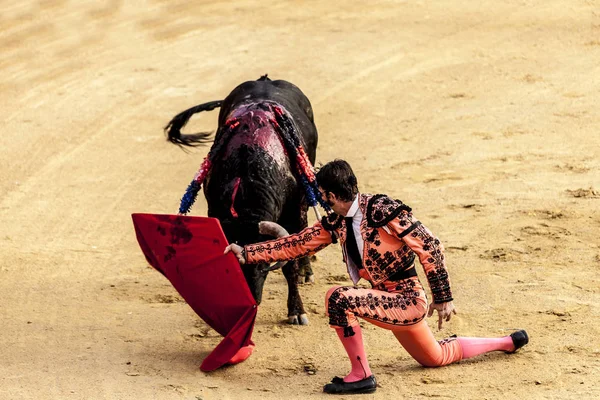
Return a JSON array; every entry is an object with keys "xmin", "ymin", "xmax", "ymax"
[
  {"xmin": 323, "ymin": 284, "xmax": 429, "ymax": 383},
  {"xmin": 325, "ymin": 284, "xmax": 528, "ymax": 371},
  {"xmin": 393, "ymin": 321, "xmax": 528, "ymax": 367}
]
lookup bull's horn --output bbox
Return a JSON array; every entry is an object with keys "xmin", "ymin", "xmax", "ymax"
[
  {"xmin": 258, "ymin": 221, "xmax": 290, "ymax": 273},
  {"xmin": 259, "ymin": 221, "xmax": 289, "ymax": 238}
]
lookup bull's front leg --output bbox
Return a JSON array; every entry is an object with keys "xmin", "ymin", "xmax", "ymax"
[
  {"xmin": 297, "ymin": 255, "xmax": 315, "ymax": 284},
  {"xmin": 294, "ymin": 203, "xmax": 315, "ymax": 284},
  {"xmin": 281, "ymin": 260, "xmax": 309, "ymax": 325}
]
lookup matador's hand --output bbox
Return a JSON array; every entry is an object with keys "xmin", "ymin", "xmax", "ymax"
[
  {"xmin": 427, "ymin": 301, "xmax": 457, "ymax": 330},
  {"xmin": 224, "ymin": 243, "xmax": 246, "ymax": 265}
]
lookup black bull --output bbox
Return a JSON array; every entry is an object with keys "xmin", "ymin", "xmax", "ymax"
[{"xmin": 165, "ymin": 76, "xmax": 318, "ymax": 324}]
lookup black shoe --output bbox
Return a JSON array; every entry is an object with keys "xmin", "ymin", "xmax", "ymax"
[
  {"xmin": 323, "ymin": 375, "xmax": 377, "ymax": 394},
  {"xmin": 506, "ymin": 329, "xmax": 529, "ymax": 353}
]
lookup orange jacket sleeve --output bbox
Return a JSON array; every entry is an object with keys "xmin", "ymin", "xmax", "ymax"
[
  {"xmin": 244, "ymin": 221, "xmax": 333, "ymax": 264},
  {"xmin": 386, "ymin": 212, "xmax": 453, "ymax": 303}
]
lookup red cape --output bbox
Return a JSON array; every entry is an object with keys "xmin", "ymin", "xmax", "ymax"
[{"xmin": 131, "ymin": 213, "xmax": 257, "ymax": 371}]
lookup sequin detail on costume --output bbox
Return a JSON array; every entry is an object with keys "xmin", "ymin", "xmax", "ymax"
[
  {"xmin": 326, "ymin": 283, "xmax": 426, "ymax": 328},
  {"xmin": 365, "ymin": 194, "xmax": 412, "ymax": 228},
  {"xmin": 407, "ymin": 224, "xmax": 453, "ymax": 303},
  {"xmin": 245, "ymin": 225, "xmax": 329, "ymax": 263}
]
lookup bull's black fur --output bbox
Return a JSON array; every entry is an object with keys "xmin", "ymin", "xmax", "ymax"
[{"xmin": 165, "ymin": 76, "xmax": 317, "ymax": 322}]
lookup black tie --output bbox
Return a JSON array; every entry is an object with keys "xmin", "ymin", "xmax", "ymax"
[{"xmin": 345, "ymin": 217, "xmax": 363, "ymax": 270}]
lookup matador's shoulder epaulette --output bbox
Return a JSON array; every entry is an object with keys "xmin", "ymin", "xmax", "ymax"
[{"xmin": 365, "ymin": 194, "xmax": 412, "ymax": 228}]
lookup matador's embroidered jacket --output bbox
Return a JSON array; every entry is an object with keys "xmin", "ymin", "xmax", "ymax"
[{"xmin": 244, "ymin": 194, "xmax": 453, "ymax": 304}]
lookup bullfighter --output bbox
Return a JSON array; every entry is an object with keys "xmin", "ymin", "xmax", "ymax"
[{"xmin": 225, "ymin": 159, "xmax": 529, "ymax": 394}]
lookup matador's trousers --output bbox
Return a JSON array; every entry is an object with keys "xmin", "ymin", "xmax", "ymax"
[{"xmin": 325, "ymin": 275, "xmax": 463, "ymax": 367}]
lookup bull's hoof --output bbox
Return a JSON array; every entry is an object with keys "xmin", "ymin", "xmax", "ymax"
[
  {"xmin": 297, "ymin": 274, "xmax": 315, "ymax": 285},
  {"xmin": 288, "ymin": 313, "xmax": 309, "ymax": 325},
  {"xmin": 299, "ymin": 313, "xmax": 309, "ymax": 325}
]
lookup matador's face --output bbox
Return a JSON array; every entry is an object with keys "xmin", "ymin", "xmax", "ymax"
[{"xmin": 319, "ymin": 187, "xmax": 346, "ymax": 215}]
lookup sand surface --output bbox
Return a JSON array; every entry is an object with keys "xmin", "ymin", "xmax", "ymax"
[{"xmin": 1, "ymin": 1, "xmax": 599, "ymax": 399}]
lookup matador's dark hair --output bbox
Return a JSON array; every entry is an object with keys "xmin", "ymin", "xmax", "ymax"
[{"xmin": 315, "ymin": 159, "xmax": 358, "ymax": 202}]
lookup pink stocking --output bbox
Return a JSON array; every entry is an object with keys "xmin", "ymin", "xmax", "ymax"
[
  {"xmin": 457, "ymin": 336, "xmax": 514, "ymax": 359},
  {"xmin": 334, "ymin": 325, "xmax": 373, "ymax": 382}
]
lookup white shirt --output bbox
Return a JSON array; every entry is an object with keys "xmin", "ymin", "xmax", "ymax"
[{"xmin": 345, "ymin": 195, "xmax": 364, "ymax": 284}]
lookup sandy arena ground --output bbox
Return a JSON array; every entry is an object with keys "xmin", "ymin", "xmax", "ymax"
[{"xmin": 1, "ymin": 1, "xmax": 599, "ymax": 399}]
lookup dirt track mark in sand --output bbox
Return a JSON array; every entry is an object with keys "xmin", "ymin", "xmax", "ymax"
[
  {"xmin": 521, "ymin": 73, "xmax": 544, "ymax": 83},
  {"xmin": 392, "ymin": 151, "xmax": 452, "ymax": 166},
  {"xmin": 143, "ymin": 294, "xmax": 184, "ymax": 304},
  {"xmin": 37, "ymin": 0, "xmax": 69, "ymax": 9},
  {"xmin": 555, "ymin": 163, "xmax": 591, "ymax": 173},
  {"xmin": 519, "ymin": 209, "xmax": 570, "ymax": 220},
  {"xmin": 521, "ymin": 224, "xmax": 571, "ymax": 239},
  {"xmin": 326, "ymin": 274, "xmax": 351, "ymax": 284},
  {"xmin": 472, "ymin": 126, "xmax": 529, "ymax": 140},
  {"xmin": 86, "ymin": 0, "xmax": 123, "ymax": 19},
  {"xmin": 422, "ymin": 173, "xmax": 463, "ymax": 184},
  {"xmin": 566, "ymin": 187, "xmax": 600, "ymax": 198},
  {"xmin": 480, "ymin": 247, "xmax": 527, "ymax": 262},
  {"xmin": 553, "ymin": 110, "xmax": 590, "ymax": 119},
  {"xmin": 0, "ymin": 19, "xmax": 56, "ymax": 51},
  {"xmin": 502, "ymin": 126, "xmax": 530, "ymax": 138},
  {"xmin": 103, "ymin": 280, "xmax": 154, "ymax": 301},
  {"xmin": 447, "ymin": 203, "xmax": 485, "ymax": 212}
]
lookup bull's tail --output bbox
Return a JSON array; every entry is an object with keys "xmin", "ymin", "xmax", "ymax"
[{"xmin": 164, "ymin": 100, "xmax": 223, "ymax": 147}]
